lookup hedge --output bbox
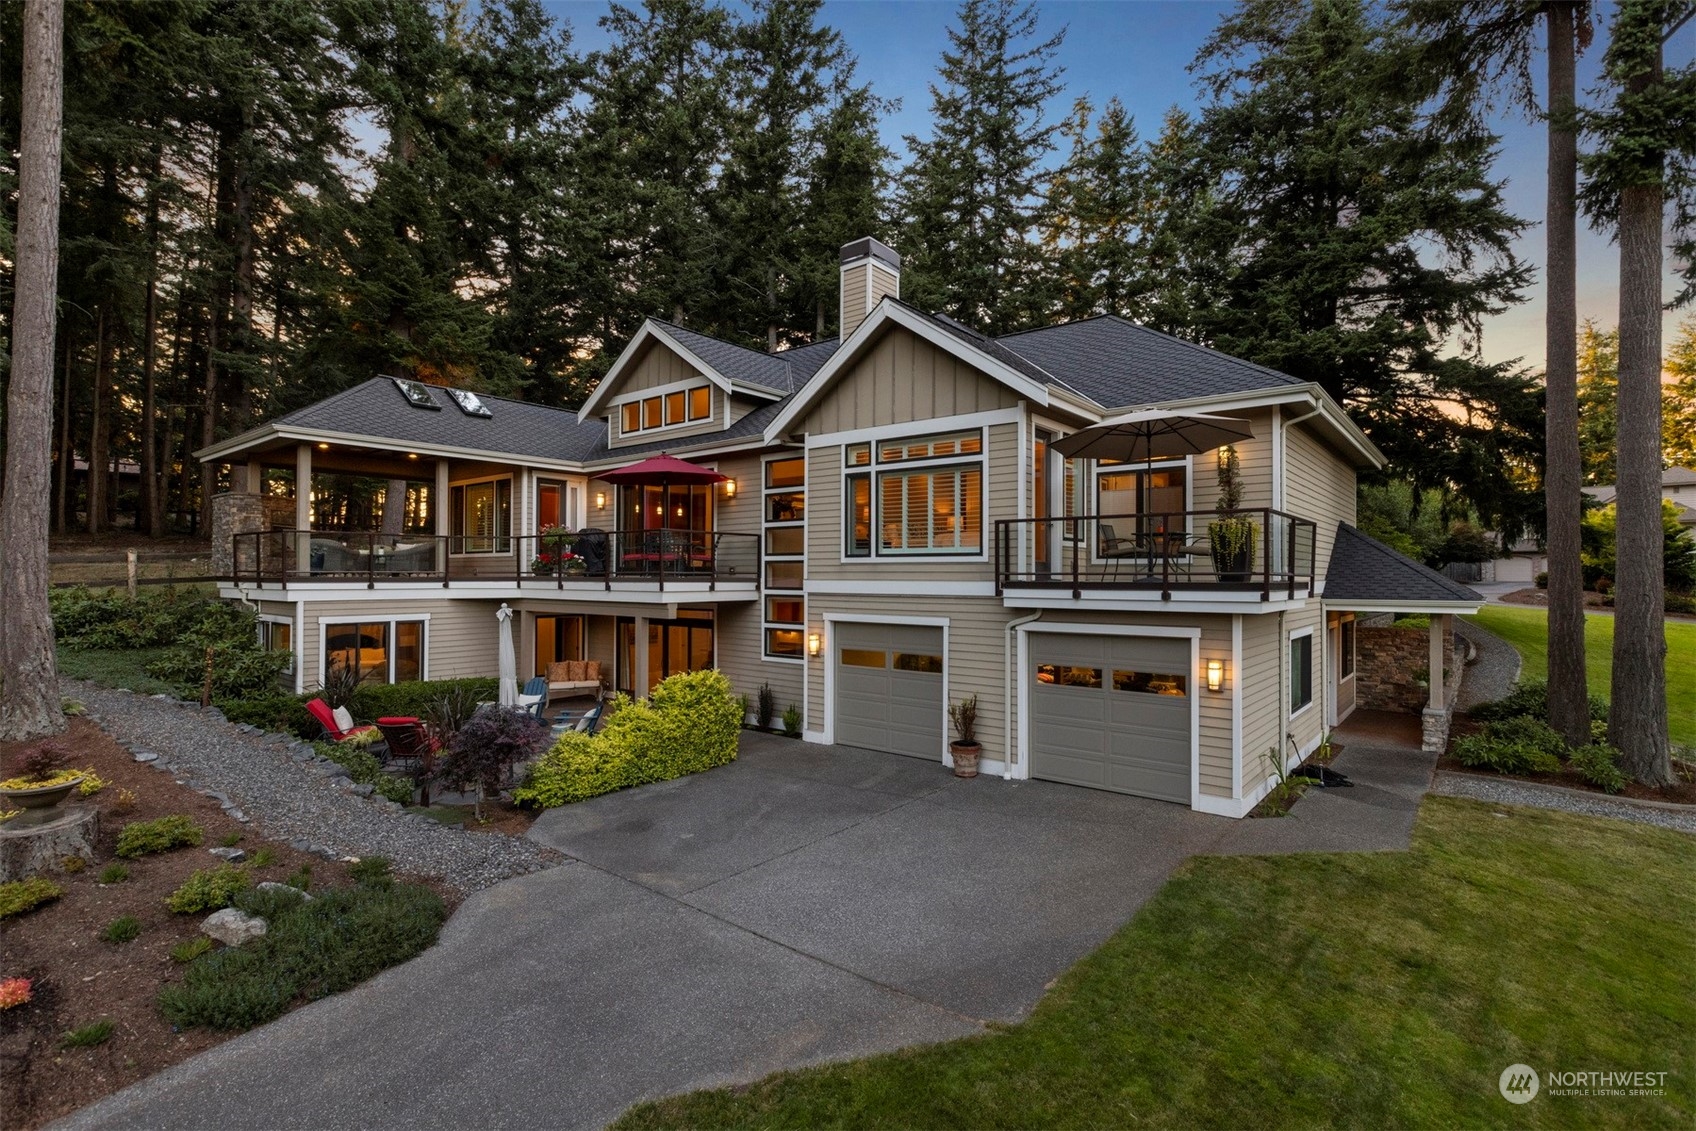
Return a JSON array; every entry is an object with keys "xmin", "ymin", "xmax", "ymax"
[
  {"xmin": 212, "ymin": 678, "xmax": 502, "ymax": 740},
  {"xmin": 514, "ymin": 669, "xmax": 741, "ymax": 807}
]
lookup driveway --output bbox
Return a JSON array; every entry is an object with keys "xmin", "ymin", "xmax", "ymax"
[{"xmin": 60, "ymin": 732, "xmax": 1431, "ymax": 1131}]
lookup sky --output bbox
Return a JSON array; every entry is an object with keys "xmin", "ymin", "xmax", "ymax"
[{"xmin": 540, "ymin": 0, "xmax": 1695, "ymax": 373}]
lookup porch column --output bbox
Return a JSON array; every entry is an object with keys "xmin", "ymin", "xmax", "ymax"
[
  {"xmin": 243, "ymin": 461, "xmax": 263, "ymax": 494},
  {"xmin": 435, "ymin": 458, "xmax": 450, "ymax": 572},
  {"xmin": 1426, "ymin": 613, "xmax": 1447, "ymax": 713},
  {"xmin": 634, "ymin": 614, "xmax": 649, "ymax": 698},
  {"xmin": 294, "ymin": 443, "xmax": 312, "ymax": 574}
]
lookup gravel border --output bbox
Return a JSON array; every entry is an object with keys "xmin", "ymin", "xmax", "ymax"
[
  {"xmin": 1432, "ymin": 770, "xmax": 1696, "ymax": 834},
  {"xmin": 64, "ymin": 680, "xmax": 560, "ymax": 892}
]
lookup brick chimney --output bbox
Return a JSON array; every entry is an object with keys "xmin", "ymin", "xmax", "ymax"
[{"xmin": 839, "ymin": 237, "xmax": 900, "ymax": 337}]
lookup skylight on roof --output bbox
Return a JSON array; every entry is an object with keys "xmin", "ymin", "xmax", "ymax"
[
  {"xmin": 446, "ymin": 387, "xmax": 492, "ymax": 418},
  {"xmin": 389, "ymin": 376, "xmax": 442, "ymax": 410}
]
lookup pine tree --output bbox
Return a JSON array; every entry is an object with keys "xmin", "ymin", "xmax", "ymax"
[
  {"xmin": 1042, "ymin": 96, "xmax": 1153, "ymax": 322},
  {"xmin": 797, "ymin": 85, "xmax": 895, "ymax": 339},
  {"xmin": 1576, "ymin": 322, "xmax": 1621, "ymax": 483},
  {"xmin": 898, "ymin": 0, "xmax": 1065, "ymax": 333}
]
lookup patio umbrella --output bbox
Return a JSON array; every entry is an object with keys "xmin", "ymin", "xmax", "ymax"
[
  {"xmin": 595, "ymin": 452, "xmax": 728, "ymax": 533},
  {"xmin": 496, "ymin": 603, "xmax": 519, "ymax": 708}
]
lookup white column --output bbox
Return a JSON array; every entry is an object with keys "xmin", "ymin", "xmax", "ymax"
[
  {"xmin": 1427, "ymin": 613, "xmax": 1447, "ymax": 712},
  {"xmin": 294, "ymin": 443, "xmax": 312, "ymax": 574},
  {"xmin": 244, "ymin": 461, "xmax": 263, "ymax": 494},
  {"xmin": 634, "ymin": 614, "xmax": 650, "ymax": 698}
]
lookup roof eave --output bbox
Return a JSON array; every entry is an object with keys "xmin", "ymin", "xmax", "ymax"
[{"xmin": 1321, "ymin": 597, "xmax": 1485, "ymax": 614}]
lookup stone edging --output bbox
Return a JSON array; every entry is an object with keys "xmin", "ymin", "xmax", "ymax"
[{"xmin": 1435, "ymin": 768, "xmax": 1696, "ymax": 813}]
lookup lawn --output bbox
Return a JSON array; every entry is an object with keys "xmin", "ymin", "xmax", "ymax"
[
  {"xmin": 55, "ymin": 643, "xmax": 178, "ymax": 697},
  {"xmin": 1465, "ymin": 606, "xmax": 1696, "ymax": 745},
  {"xmin": 617, "ymin": 798, "xmax": 1694, "ymax": 1130}
]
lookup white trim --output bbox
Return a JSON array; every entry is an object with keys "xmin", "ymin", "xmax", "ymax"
[
  {"xmin": 1288, "ymin": 625, "xmax": 1315, "ymax": 719},
  {"xmin": 1002, "ymin": 594, "xmax": 1312, "ymax": 615},
  {"xmin": 608, "ymin": 378, "xmax": 719, "ymax": 440},
  {"xmin": 1321, "ymin": 599, "xmax": 1484, "ymax": 614},
  {"xmin": 1106, "ymin": 384, "xmax": 1383, "ymax": 470},
  {"xmin": 294, "ymin": 601, "xmax": 306, "ymax": 694},
  {"xmin": 1015, "ymin": 623, "xmax": 1202, "ymax": 809},
  {"xmin": 803, "ymin": 407, "xmax": 1022, "ymax": 449},
  {"xmin": 766, "ymin": 304, "xmax": 1055, "ymax": 442},
  {"xmin": 762, "ymin": 451, "xmax": 807, "ymax": 659},
  {"xmin": 1231, "ymin": 614, "xmax": 1242, "ymax": 800},
  {"xmin": 819, "ymin": 613, "xmax": 951, "ymax": 755},
  {"xmin": 256, "ymin": 614, "xmax": 296, "ymax": 678},
  {"xmin": 1270, "ymin": 404, "xmax": 1284, "ymax": 512},
  {"xmin": 315, "ymin": 613, "xmax": 431, "ymax": 687},
  {"xmin": 808, "ymin": 579, "xmax": 998, "ymax": 597}
]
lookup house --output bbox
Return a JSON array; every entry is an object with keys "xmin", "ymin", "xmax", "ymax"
[
  {"xmin": 1583, "ymin": 466, "xmax": 1696, "ymax": 529},
  {"xmin": 198, "ymin": 237, "xmax": 1481, "ymax": 818}
]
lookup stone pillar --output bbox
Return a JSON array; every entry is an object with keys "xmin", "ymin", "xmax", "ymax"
[
  {"xmin": 210, "ymin": 492, "xmax": 267, "ymax": 578},
  {"xmin": 1422, "ymin": 613, "xmax": 1453, "ymax": 752}
]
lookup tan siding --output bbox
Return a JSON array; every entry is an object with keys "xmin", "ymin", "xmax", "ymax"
[
  {"xmin": 841, "ymin": 263, "xmax": 869, "ymax": 334},
  {"xmin": 796, "ymin": 326, "xmax": 1019, "ymax": 435},
  {"xmin": 869, "ymin": 263, "xmax": 899, "ymax": 311},
  {"xmin": 715, "ymin": 600, "xmax": 804, "ymax": 725},
  {"xmin": 612, "ymin": 339, "xmax": 695, "ymax": 396},
  {"xmin": 298, "ymin": 598, "xmax": 501, "ymax": 691},
  {"xmin": 1231, "ymin": 408, "xmax": 1276, "ymax": 511},
  {"xmin": 1238, "ymin": 611, "xmax": 1284, "ymax": 798},
  {"xmin": 1286, "ymin": 604, "xmax": 1326, "ymax": 756},
  {"xmin": 1284, "ymin": 423, "xmax": 1357, "ymax": 580}
]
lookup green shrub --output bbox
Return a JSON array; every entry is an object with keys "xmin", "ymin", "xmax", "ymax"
[
  {"xmin": 1471, "ymin": 680, "xmax": 1609, "ymax": 725},
  {"xmin": 146, "ymin": 602, "xmax": 291, "ymax": 700},
  {"xmin": 515, "ymin": 669, "xmax": 741, "ymax": 808},
  {"xmin": 171, "ymin": 936, "xmax": 214, "ymax": 963},
  {"xmin": 166, "ymin": 864, "xmax": 250, "ymax": 913},
  {"xmin": 101, "ymin": 916, "xmax": 143, "ymax": 943},
  {"xmin": 1571, "ymin": 743, "xmax": 1628, "ymax": 793},
  {"xmin": 231, "ymin": 883, "xmax": 311, "ymax": 921},
  {"xmin": 1668, "ymin": 592, "xmax": 1696, "ymax": 615},
  {"xmin": 219, "ymin": 832, "xmax": 243, "ymax": 848},
  {"xmin": 1392, "ymin": 613, "xmax": 1431, "ymax": 630},
  {"xmin": 50, "ymin": 587, "xmax": 211, "ymax": 649},
  {"xmin": 374, "ymin": 775, "xmax": 414, "ymax": 804},
  {"xmin": 158, "ymin": 882, "xmax": 447, "ymax": 1030},
  {"xmin": 347, "ymin": 856, "xmax": 394, "ymax": 887},
  {"xmin": 0, "ymin": 877, "xmax": 64, "ymax": 919},
  {"xmin": 61, "ymin": 1019, "xmax": 115, "ymax": 1048},
  {"xmin": 215, "ymin": 693, "xmax": 314, "ymax": 737},
  {"xmin": 285, "ymin": 865, "xmax": 312, "ymax": 892},
  {"xmin": 98, "ymin": 863, "xmax": 130, "ymax": 884},
  {"xmin": 1453, "ymin": 716, "xmax": 1567, "ymax": 775},
  {"xmin": 347, "ymin": 678, "xmax": 499, "ymax": 724},
  {"xmin": 116, "ymin": 815, "xmax": 204, "ymax": 858},
  {"xmin": 250, "ymin": 847, "xmax": 276, "ymax": 868}
]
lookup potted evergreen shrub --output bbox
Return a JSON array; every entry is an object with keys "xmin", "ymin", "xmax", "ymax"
[
  {"xmin": 948, "ymin": 695, "xmax": 981, "ymax": 778},
  {"xmin": 1207, "ymin": 445, "xmax": 1256, "ymax": 583},
  {"xmin": 0, "ymin": 740, "xmax": 85, "ymax": 811}
]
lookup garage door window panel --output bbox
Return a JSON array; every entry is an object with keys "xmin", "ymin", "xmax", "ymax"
[
  {"xmin": 1036, "ymin": 663, "xmax": 1102, "ymax": 689},
  {"xmin": 893, "ymin": 652, "xmax": 942, "ymax": 673},
  {"xmin": 1113, "ymin": 670, "xmax": 1187, "ymax": 696},
  {"xmin": 841, "ymin": 648, "xmax": 886, "ymax": 668}
]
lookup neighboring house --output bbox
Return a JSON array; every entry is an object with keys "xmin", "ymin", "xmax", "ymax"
[
  {"xmin": 1583, "ymin": 466, "xmax": 1696, "ymax": 528},
  {"xmin": 199, "ymin": 237, "xmax": 1480, "ymax": 818}
]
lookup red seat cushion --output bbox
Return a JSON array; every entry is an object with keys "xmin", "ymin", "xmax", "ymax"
[{"xmin": 376, "ymin": 716, "xmax": 419, "ymax": 725}]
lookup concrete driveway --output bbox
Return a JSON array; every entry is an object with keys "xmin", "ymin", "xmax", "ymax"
[{"xmin": 60, "ymin": 732, "xmax": 1429, "ymax": 1131}]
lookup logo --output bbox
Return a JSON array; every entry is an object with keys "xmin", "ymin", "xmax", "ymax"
[{"xmin": 1500, "ymin": 1064, "xmax": 1540, "ymax": 1104}]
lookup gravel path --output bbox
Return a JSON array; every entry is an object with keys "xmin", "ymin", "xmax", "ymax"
[
  {"xmin": 1453, "ymin": 619, "xmax": 1521, "ymax": 712},
  {"xmin": 1433, "ymin": 770, "xmax": 1696, "ymax": 834},
  {"xmin": 66, "ymin": 681, "xmax": 559, "ymax": 892}
]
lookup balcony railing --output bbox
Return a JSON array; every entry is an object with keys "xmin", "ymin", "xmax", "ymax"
[
  {"xmin": 229, "ymin": 529, "xmax": 760, "ymax": 591},
  {"xmin": 994, "ymin": 509, "xmax": 1316, "ymax": 600}
]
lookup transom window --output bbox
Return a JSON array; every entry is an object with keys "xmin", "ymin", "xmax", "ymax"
[
  {"xmin": 619, "ymin": 384, "xmax": 713, "ymax": 435},
  {"xmin": 844, "ymin": 429, "xmax": 985, "ymax": 558}
]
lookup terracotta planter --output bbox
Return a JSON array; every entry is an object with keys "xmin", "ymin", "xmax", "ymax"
[
  {"xmin": 950, "ymin": 742, "xmax": 981, "ymax": 778},
  {"xmin": 0, "ymin": 777, "xmax": 84, "ymax": 810}
]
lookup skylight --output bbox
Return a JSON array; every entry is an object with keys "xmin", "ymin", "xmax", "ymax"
[
  {"xmin": 389, "ymin": 376, "xmax": 442, "ymax": 410},
  {"xmin": 446, "ymin": 387, "xmax": 493, "ymax": 418}
]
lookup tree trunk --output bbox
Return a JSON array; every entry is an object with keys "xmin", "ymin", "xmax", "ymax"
[
  {"xmin": 0, "ymin": 0, "xmax": 67, "ymax": 740},
  {"xmin": 87, "ymin": 305, "xmax": 109, "ymax": 534},
  {"xmin": 140, "ymin": 143, "xmax": 163, "ymax": 537},
  {"xmin": 1543, "ymin": 1, "xmax": 1590, "ymax": 748},
  {"xmin": 1609, "ymin": 32, "xmax": 1671, "ymax": 785}
]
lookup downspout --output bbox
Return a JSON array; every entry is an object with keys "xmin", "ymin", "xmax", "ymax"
[{"xmin": 1003, "ymin": 610, "xmax": 1043, "ymax": 779}]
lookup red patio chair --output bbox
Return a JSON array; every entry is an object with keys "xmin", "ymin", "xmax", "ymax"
[
  {"xmin": 305, "ymin": 698, "xmax": 381, "ymax": 745},
  {"xmin": 375, "ymin": 717, "xmax": 441, "ymax": 775}
]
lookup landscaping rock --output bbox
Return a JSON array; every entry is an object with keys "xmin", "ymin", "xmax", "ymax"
[
  {"xmin": 201, "ymin": 907, "xmax": 267, "ymax": 946},
  {"xmin": 208, "ymin": 846, "xmax": 246, "ymax": 863},
  {"xmin": 351, "ymin": 783, "xmax": 375, "ymax": 798},
  {"xmin": 255, "ymin": 880, "xmax": 312, "ymax": 902},
  {"xmin": 132, "ymin": 751, "xmax": 158, "ymax": 764}
]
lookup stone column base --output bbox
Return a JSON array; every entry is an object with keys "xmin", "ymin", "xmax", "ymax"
[{"xmin": 1422, "ymin": 706, "xmax": 1452, "ymax": 754}]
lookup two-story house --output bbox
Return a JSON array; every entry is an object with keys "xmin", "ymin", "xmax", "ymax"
[{"xmin": 200, "ymin": 237, "xmax": 1480, "ymax": 818}]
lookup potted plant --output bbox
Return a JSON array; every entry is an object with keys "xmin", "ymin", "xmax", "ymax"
[
  {"xmin": 1207, "ymin": 445, "xmax": 1256, "ymax": 583},
  {"xmin": 0, "ymin": 740, "xmax": 85, "ymax": 811},
  {"xmin": 533, "ymin": 526, "xmax": 581, "ymax": 575},
  {"xmin": 948, "ymin": 695, "xmax": 981, "ymax": 778}
]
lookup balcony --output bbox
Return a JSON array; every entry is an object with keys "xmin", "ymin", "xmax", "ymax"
[
  {"xmin": 227, "ymin": 529, "xmax": 760, "ymax": 596},
  {"xmin": 994, "ymin": 509, "xmax": 1316, "ymax": 603}
]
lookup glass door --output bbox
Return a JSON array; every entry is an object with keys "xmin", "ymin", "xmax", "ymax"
[{"xmin": 617, "ymin": 613, "xmax": 715, "ymax": 694}]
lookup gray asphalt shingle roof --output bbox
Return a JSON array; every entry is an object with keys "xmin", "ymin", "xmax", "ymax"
[
  {"xmin": 1324, "ymin": 523, "xmax": 1483, "ymax": 605},
  {"xmin": 651, "ymin": 321, "xmax": 804, "ymax": 394}
]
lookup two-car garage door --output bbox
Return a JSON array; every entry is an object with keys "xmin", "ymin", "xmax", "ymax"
[
  {"xmin": 1028, "ymin": 633, "xmax": 1192, "ymax": 803},
  {"xmin": 834, "ymin": 623, "xmax": 945, "ymax": 759}
]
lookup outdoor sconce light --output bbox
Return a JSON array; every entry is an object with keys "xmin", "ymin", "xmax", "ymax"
[
  {"xmin": 723, "ymin": 477, "xmax": 737, "ymax": 499},
  {"xmin": 808, "ymin": 632, "xmax": 822, "ymax": 657},
  {"xmin": 595, "ymin": 491, "xmax": 606, "ymax": 511},
  {"xmin": 1206, "ymin": 659, "xmax": 1225, "ymax": 693}
]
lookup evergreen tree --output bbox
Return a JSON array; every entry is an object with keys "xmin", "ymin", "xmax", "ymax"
[
  {"xmin": 898, "ymin": 0, "xmax": 1065, "ymax": 334},
  {"xmin": 1042, "ymin": 96, "xmax": 1154, "ymax": 323},
  {"xmin": 1576, "ymin": 321, "xmax": 1620, "ymax": 483},
  {"xmin": 797, "ymin": 85, "xmax": 895, "ymax": 339}
]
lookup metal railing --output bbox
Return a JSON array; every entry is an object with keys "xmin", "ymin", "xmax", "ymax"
[
  {"xmin": 229, "ymin": 528, "xmax": 760, "ymax": 592},
  {"xmin": 993, "ymin": 509, "xmax": 1316, "ymax": 601}
]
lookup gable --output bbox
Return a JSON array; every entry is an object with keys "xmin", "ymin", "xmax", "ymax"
[
  {"xmin": 793, "ymin": 324, "xmax": 1022, "ymax": 436},
  {"xmin": 612, "ymin": 337, "xmax": 702, "ymax": 398}
]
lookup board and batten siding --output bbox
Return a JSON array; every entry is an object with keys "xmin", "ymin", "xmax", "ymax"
[
  {"xmin": 795, "ymin": 327, "xmax": 1020, "ymax": 435},
  {"xmin": 297, "ymin": 597, "xmax": 501, "ymax": 691},
  {"xmin": 602, "ymin": 339, "xmax": 728, "ymax": 450},
  {"xmin": 1283, "ymin": 421, "xmax": 1358, "ymax": 578}
]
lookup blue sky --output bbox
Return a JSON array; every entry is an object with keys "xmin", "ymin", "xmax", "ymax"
[{"xmin": 542, "ymin": 0, "xmax": 1694, "ymax": 371}]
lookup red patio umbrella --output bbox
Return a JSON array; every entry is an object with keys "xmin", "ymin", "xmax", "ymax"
[{"xmin": 595, "ymin": 453, "xmax": 728, "ymax": 486}]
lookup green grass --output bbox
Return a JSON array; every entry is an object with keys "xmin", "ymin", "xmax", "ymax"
[
  {"xmin": 54, "ymin": 644, "xmax": 177, "ymax": 696},
  {"xmin": 1466, "ymin": 606, "xmax": 1696, "ymax": 745},
  {"xmin": 616, "ymin": 798, "xmax": 1694, "ymax": 1130}
]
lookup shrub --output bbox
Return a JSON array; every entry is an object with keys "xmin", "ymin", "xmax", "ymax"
[
  {"xmin": 348, "ymin": 678, "xmax": 499, "ymax": 724},
  {"xmin": 215, "ymin": 693, "xmax": 314, "ymax": 737},
  {"xmin": 111, "ymin": 787, "xmax": 137, "ymax": 814},
  {"xmin": 158, "ymin": 882, "xmax": 446, "ymax": 1031},
  {"xmin": 146, "ymin": 602, "xmax": 290, "ymax": 700},
  {"xmin": 171, "ymin": 936, "xmax": 214, "ymax": 964},
  {"xmin": 98, "ymin": 863, "xmax": 130, "ymax": 884},
  {"xmin": 0, "ymin": 877, "xmax": 64, "ymax": 919},
  {"xmin": 61, "ymin": 1019, "xmax": 115, "ymax": 1048},
  {"xmin": 13, "ymin": 738, "xmax": 69, "ymax": 782},
  {"xmin": 1668, "ymin": 592, "xmax": 1696, "ymax": 615},
  {"xmin": 1571, "ymin": 743, "xmax": 1627, "ymax": 794},
  {"xmin": 1453, "ymin": 716, "xmax": 1567, "ymax": 775},
  {"xmin": 781, "ymin": 704, "xmax": 802, "ymax": 738},
  {"xmin": 101, "ymin": 916, "xmax": 143, "ymax": 943},
  {"xmin": 347, "ymin": 856, "xmax": 393, "ymax": 888},
  {"xmin": 232, "ymin": 883, "xmax": 312, "ymax": 921},
  {"xmin": 61, "ymin": 856, "xmax": 86, "ymax": 874},
  {"xmin": 0, "ymin": 977, "xmax": 32, "ymax": 1009},
  {"xmin": 50, "ymin": 586, "xmax": 210, "ymax": 649},
  {"xmin": 1471, "ymin": 680, "xmax": 1609, "ymax": 724},
  {"xmin": 1535, "ymin": 570, "xmax": 1549, "ymax": 589},
  {"xmin": 166, "ymin": 864, "xmax": 250, "ymax": 913},
  {"xmin": 285, "ymin": 865, "xmax": 312, "ymax": 892},
  {"xmin": 116, "ymin": 815, "xmax": 204, "ymax": 858},
  {"xmin": 756, "ymin": 682, "xmax": 776, "ymax": 729},
  {"xmin": 250, "ymin": 848, "xmax": 276, "ymax": 868},
  {"xmin": 219, "ymin": 832, "xmax": 243, "ymax": 848},
  {"xmin": 1391, "ymin": 613, "xmax": 1431, "ymax": 630},
  {"xmin": 515, "ymin": 669, "xmax": 741, "ymax": 808},
  {"xmin": 435, "ymin": 707, "xmax": 549, "ymax": 818}
]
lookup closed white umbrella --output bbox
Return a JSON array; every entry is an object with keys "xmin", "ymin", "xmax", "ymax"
[{"xmin": 496, "ymin": 603, "xmax": 519, "ymax": 708}]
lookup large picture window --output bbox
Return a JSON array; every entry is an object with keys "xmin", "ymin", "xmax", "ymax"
[
  {"xmin": 842, "ymin": 428, "xmax": 986, "ymax": 558},
  {"xmin": 324, "ymin": 619, "xmax": 425, "ymax": 686},
  {"xmin": 450, "ymin": 478, "xmax": 511, "ymax": 553}
]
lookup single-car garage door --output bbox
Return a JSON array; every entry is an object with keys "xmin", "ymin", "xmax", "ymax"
[
  {"xmin": 835, "ymin": 623, "xmax": 944, "ymax": 759},
  {"xmin": 1029, "ymin": 633, "xmax": 1192, "ymax": 802}
]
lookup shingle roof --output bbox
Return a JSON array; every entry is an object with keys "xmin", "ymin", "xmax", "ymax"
[
  {"xmin": 651, "ymin": 321, "xmax": 805, "ymax": 394},
  {"xmin": 892, "ymin": 301, "xmax": 1064, "ymax": 391},
  {"xmin": 996, "ymin": 315, "xmax": 1305, "ymax": 409},
  {"xmin": 1323, "ymin": 523, "xmax": 1483, "ymax": 604}
]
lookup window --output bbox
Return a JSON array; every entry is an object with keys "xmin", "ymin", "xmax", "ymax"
[
  {"xmin": 841, "ymin": 649, "xmax": 885, "ymax": 668},
  {"xmin": 618, "ymin": 384, "xmax": 714, "ymax": 436},
  {"xmin": 258, "ymin": 619, "xmax": 294, "ymax": 675},
  {"xmin": 1035, "ymin": 664, "xmax": 1102, "ymax": 688},
  {"xmin": 844, "ymin": 429, "xmax": 985, "ymax": 558},
  {"xmin": 1096, "ymin": 460, "xmax": 1187, "ymax": 535},
  {"xmin": 1340, "ymin": 619, "xmax": 1356, "ymax": 679},
  {"xmin": 763, "ymin": 454, "xmax": 805, "ymax": 659},
  {"xmin": 1113, "ymin": 670, "xmax": 1186, "ymax": 696},
  {"xmin": 894, "ymin": 652, "xmax": 942, "ymax": 673},
  {"xmin": 1290, "ymin": 632, "xmax": 1313, "ymax": 713},
  {"xmin": 324, "ymin": 619, "xmax": 425, "ymax": 686},
  {"xmin": 450, "ymin": 478, "xmax": 511, "ymax": 553}
]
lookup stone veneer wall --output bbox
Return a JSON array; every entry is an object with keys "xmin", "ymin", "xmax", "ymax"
[
  {"xmin": 209, "ymin": 493, "xmax": 268, "ymax": 578},
  {"xmin": 1355, "ymin": 622, "xmax": 1457, "ymax": 714}
]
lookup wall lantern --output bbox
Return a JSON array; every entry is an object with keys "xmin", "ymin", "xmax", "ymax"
[
  {"xmin": 807, "ymin": 631, "xmax": 822, "ymax": 657},
  {"xmin": 1206, "ymin": 659, "xmax": 1225, "ymax": 693},
  {"xmin": 595, "ymin": 491, "xmax": 607, "ymax": 511},
  {"xmin": 723, "ymin": 477, "xmax": 738, "ymax": 499}
]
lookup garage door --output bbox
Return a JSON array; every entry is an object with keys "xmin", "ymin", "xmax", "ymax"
[
  {"xmin": 835, "ymin": 623, "xmax": 944, "ymax": 759},
  {"xmin": 1029, "ymin": 633, "xmax": 1191, "ymax": 802}
]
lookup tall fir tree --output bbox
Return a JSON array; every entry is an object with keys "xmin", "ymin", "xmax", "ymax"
[
  {"xmin": 797, "ymin": 85, "xmax": 895, "ymax": 339},
  {"xmin": 1041, "ymin": 96, "xmax": 1153, "ymax": 323}
]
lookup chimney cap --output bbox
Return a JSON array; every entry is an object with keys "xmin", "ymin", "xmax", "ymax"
[{"xmin": 840, "ymin": 237, "xmax": 901, "ymax": 271}]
